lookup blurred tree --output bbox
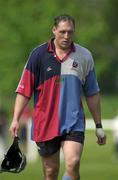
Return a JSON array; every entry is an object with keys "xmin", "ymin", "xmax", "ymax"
[{"xmin": 99, "ymin": 0, "xmax": 118, "ymax": 94}]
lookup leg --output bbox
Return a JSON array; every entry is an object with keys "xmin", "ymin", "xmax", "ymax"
[
  {"xmin": 62, "ymin": 141, "xmax": 83, "ymax": 180},
  {"xmin": 36, "ymin": 136, "xmax": 61, "ymax": 180},
  {"xmin": 41, "ymin": 150, "xmax": 60, "ymax": 180}
]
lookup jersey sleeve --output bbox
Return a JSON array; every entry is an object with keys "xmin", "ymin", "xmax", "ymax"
[
  {"xmin": 82, "ymin": 52, "xmax": 100, "ymax": 96},
  {"xmin": 16, "ymin": 50, "xmax": 38, "ymax": 98}
]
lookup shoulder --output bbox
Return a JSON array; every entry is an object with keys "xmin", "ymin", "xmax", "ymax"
[
  {"xmin": 30, "ymin": 42, "xmax": 48, "ymax": 57},
  {"xmin": 74, "ymin": 43, "xmax": 95, "ymax": 73},
  {"xmin": 74, "ymin": 43, "xmax": 93, "ymax": 62},
  {"xmin": 26, "ymin": 42, "xmax": 48, "ymax": 65}
]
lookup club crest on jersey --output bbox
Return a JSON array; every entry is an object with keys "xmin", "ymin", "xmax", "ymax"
[
  {"xmin": 46, "ymin": 66, "xmax": 52, "ymax": 72},
  {"xmin": 72, "ymin": 61, "xmax": 78, "ymax": 68}
]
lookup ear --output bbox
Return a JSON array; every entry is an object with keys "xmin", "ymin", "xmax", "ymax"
[{"xmin": 52, "ymin": 26, "xmax": 56, "ymax": 35}]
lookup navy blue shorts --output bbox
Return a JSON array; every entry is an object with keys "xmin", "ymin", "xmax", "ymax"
[{"xmin": 36, "ymin": 131, "xmax": 85, "ymax": 157}]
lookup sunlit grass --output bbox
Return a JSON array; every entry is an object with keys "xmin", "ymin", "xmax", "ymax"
[
  {"xmin": 83, "ymin": 95, "xmax": 118, "ymax": 119},
  {"xmin": 1, "ymin": 131, "xmax": 118, "ymax": 180}
]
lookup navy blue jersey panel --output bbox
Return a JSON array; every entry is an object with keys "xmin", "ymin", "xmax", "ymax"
[
  {"xmin": 26, "ymin": 43, "xmax": 48, "ymax": 75},
  {"xmin": 38, "ymin": 52, "xmax": 61, "ymax": 85},
  {"xmin": 26, "ymin": 43, "xmax": 61, "ymax": 87}
]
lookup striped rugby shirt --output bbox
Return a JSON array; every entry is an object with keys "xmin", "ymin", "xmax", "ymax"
[{"xmin": 16, "ymin": 39, "xmax": 100, "ymax": 142}]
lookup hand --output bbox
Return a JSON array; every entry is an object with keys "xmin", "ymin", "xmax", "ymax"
[
  {"xmin": 96, "ymin": 128, "xmax": 106, "ymax": 145},
  {"xmin": 9, "ymin": 120, "xmax": 19, "ymax": 138}
]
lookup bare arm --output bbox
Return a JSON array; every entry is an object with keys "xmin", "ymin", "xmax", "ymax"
[
  {"xmin": 85, "ymin": 93, "xmax": 106, "ymax": 145},
  {"xmin": 9, "ymin": 93, "xmax": 30, "ymax": 137},
  {"xmin": 85, "ymin": 93, "xmax": 101, "ymax": 125}
]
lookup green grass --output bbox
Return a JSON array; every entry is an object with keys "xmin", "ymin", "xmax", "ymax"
[
  {"xmin": 1, "ymin": 130, "xmax": 118, "ymax": 180},
  {"xmin": 80, "ymin": 130, "xmax": 118, "ymax": 180},
  {"xmin": 83, "ymin": 95, "xmax": 118, "ymax": 119},
  {"xmin": 101, "ymin": 95, "xmax": 118, "ymax": 119}
]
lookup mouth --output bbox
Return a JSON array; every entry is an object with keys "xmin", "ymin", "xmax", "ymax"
[{"xmin": 62, "ymin": 40, "xmax": 70, "ymax": 45}]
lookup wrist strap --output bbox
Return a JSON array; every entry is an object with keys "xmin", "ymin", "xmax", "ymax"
[{"xmin": 96, "ymin": 123, "xmax": 102, "ymax": 128}]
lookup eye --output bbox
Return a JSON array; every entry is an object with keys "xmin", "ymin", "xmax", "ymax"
[
  {"xmin": 68, "ymin": 30, "xmax": 74, "ymax": 35},
  {"xmin": 60, "ymin": 30, "xmax": 66, "ymax": 34},
  {"xmin": 59, "ymin": 30, "xmax": 74, "ymax": 35}
]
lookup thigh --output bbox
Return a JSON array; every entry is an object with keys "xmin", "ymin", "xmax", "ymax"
[
  {"xmin": 61, "ymin": 131, "xmax": 84, "ymax": 162},
  {"xmin": 61, "ymin": 140, "xmax": 83, "ymax": 163},
  {"xmin": 36, "ymin": 136, "xmax": 61, "ymax": 157},
  {"xmin": 41, "ymin": 150, "xmax": 60, "ymax": 177},
  {"xmin": 36, "ymin": 137, "xmax": 61, "ymax": 177}
]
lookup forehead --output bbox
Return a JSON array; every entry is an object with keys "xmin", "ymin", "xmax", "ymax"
[{"xmin": 55, "ymin": 20, "xmax": 74, "ymax": 30}]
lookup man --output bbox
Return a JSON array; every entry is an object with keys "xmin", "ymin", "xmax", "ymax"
[{"xmin": 9, "ymin": 14, "xmax": 106, "ymax": 180}]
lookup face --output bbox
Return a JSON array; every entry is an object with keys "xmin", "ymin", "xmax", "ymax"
[{"xmin": 52, "ymin": 20, "xmax": 75, "ymax": 50}]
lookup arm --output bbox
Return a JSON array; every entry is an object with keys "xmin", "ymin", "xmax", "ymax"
[
  {"xmin": 9, "ymin": 48, "xmax": 37, "ymax": 137},
  {"xmin": 86, "ymin": 92, "xmax": 101, "ymax": 125},
  {"xmin": 85, "ymin": 93, "xmax": 106, "ymax": 145},
  {"xmin": 9, "ymin": 93, "xmax": 30, "ymax": 137}
]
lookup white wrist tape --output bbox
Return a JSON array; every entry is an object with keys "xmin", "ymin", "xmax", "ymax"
[{"xmin": 96, "ymin": 128, "xmax": 105, "ymax": 138}]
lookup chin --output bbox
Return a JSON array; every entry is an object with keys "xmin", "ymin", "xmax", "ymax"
[{"xmin": 61, "ymin": 44, "xmax": 70, "ymax": 50}]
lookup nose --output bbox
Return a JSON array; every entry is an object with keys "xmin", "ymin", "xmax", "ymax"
[{"xmin": 64, "ymin": 32, "xmax": 69, "ymax": 39}]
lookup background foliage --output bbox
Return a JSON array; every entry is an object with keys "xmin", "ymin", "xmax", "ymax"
[
  {"xmin": 0, "ymin": 1, "xmax": 118, "ymax": 180},
  {"xmin": 0, "ymin": 0, "xmax": 118, "ymax": 117}
]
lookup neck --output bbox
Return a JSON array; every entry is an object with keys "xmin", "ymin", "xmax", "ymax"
[
  {"xmin": 53, "ymin": 39, "xmax": 72, "ymax": 61},
  {"xmin": 54, "ymin": 39, "xmax": 71, "ymax": 53}
]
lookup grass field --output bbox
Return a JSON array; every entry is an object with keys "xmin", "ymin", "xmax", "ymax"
[
  {"xmin": 1, "ymin": 130, "xmax": 118, "ymax": 180},
  {"xmin": 83, "ymin": 95, "xmax": 118, "ymax": 119}
]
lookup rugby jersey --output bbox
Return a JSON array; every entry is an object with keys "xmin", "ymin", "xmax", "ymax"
[{"xmin": 16, "ymin": 39, "xmax": 100, "ymax": 142}]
